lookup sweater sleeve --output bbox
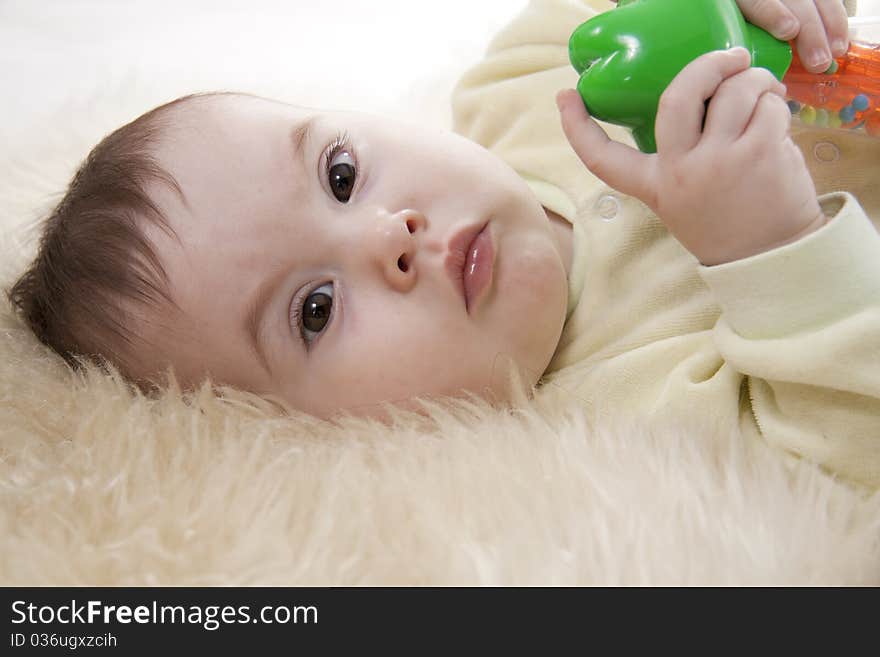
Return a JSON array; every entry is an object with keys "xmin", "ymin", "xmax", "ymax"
[{"xmin": 699, "ymin": 193, "xmax": 880, "ymax": 489}]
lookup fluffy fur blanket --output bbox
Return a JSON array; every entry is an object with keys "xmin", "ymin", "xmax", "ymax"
[
  {"xmin": 2, "ymin": 1, "xmax": 878, "ymax": 586},
  {"xmin": 2, "ymin": 317, "xmax": 879, "ymax": 585}
]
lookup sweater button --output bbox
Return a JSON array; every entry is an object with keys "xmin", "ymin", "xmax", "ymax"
[
  {"xmin": 813, "ymin": 141, "xmax": 840, "ymax": 163},
  {"xmin": 595, "ymin": 194, "xmax": 620, "ymax": 221}
]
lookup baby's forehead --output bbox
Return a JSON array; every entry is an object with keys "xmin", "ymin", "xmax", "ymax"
[
  {"xmin": 158, "ymin": 93, "xmax": 255, "ymax": 135},
  {"xmin": 166, "ymin": 92, "xmax": 298, "ymax": 126},
  {"xmin": 148, "ymin": 95, "xmax": 264, "ymax": 185},
  {"xmin": 143, "ymin": 93, "xmax": 309, "ymax": 247},
  {"xmin": 151, "ymin": 94, "xmax": 312, "ymax": 170}
]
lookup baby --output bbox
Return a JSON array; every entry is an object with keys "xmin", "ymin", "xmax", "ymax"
[{"xmin": 8, "ymin": 0, "xmax": 880, "ymax": 487}]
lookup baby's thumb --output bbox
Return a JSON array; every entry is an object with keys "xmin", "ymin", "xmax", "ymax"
[{"xmin": 556, "ymin": 89, "xmax": 653, "ymax": 201}]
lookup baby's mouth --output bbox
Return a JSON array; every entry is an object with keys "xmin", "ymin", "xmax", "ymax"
[{"xmin": 444, "ymin": 222, "xmax": 494, "ymax": 314}]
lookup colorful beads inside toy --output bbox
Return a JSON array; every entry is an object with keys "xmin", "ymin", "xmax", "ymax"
[{"xmin": 783, "ymin": 40, "xmax": 880, "ymax": 138}]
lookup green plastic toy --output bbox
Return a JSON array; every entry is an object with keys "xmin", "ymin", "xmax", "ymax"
[{"xmin": 569, "ymin": 0, "xmax": 793, "ymax": 152}]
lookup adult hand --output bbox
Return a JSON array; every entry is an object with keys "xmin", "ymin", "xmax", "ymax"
[{"xmin": 736, "ymin": 0, "xmax": 849, "ymax": 72}]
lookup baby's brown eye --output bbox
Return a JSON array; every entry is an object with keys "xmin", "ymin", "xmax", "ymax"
[
  {"xmin": 328, "ymin": 151, "xmax": 356, "ymax": 203},
  {"xmin": 300, "ymin": 283, "xmax": 334, "ymax": 343}
]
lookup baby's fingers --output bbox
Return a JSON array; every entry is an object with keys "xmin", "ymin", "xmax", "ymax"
[
  {"xmin": 704, "ymin": 67, "xmax": 787, "ymax": 143},
  {"xmin": 556, "ymin": 89, "xmax": 654, "ymax": 202},
  {"xmin": 655, "ymin": 48, "xmax": 752, "ymax": 156},
  {"xmin": 743, "ymin": 90, "xmax": 793, "ymax": 147}
]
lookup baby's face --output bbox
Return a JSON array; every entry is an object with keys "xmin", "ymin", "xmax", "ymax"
[{"xmin": 143, "ymin": 95, "xmax": 568, "ymax": 417}]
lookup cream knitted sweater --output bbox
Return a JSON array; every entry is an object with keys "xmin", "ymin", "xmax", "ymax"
[{"xmin": 452, "ymin": 0, "xmax": 880, "ymax": 489}]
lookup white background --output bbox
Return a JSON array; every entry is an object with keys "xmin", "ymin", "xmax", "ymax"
[
  {"xmin": 0, "ymin": 0, "xmax": 529, "ymax": 152},
  {"xmin": 0, "ymin": 1, "xmax": 877, "ymax": 167}
]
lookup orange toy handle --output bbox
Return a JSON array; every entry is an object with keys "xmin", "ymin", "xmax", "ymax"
[{"xmin": 783, "ymin": 40, "xmax": 880, "ymax": 136}]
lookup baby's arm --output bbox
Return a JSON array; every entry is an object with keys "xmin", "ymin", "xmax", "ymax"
[
  {"xmin": 698, "ymin": 196, "xmax": 880, "ymax": 489},
  {"xmin": 560, "ymin": 46, "xmax": 880, "ymax": 489}
]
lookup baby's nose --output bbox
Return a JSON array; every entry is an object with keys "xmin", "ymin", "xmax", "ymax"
[{"xmin": 370, "ymin": 209, "xmax": 426, "ymax": 293}]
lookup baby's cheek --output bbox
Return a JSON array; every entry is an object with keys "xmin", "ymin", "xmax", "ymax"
[
  {"xmin": 493, "ymin": 238, "xmax": 568, "ymax": 369},
  {"xmin": 326, "ymin": 319, "xmax": 460, "ymax": 394},
  {"xmin": 497, "ymin": 236, "xmax": 567, "ymax": 314}
]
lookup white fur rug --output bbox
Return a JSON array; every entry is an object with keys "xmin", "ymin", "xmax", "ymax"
[
  {"xmin": 2, "ymin": 1, "xmax": 879, "ymax": 586},
  {"xmin": 2, "ymin": 327, "xmax": 879, "ymax": 585}
]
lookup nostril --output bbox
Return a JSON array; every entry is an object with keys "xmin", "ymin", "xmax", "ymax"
[
  {"xmin": 405, "ymin": 218, "xmax": 417, "ymax": 234},
  {"xmin": 397, "ymin": 254, "xmax": 409, "ymax": 273}
]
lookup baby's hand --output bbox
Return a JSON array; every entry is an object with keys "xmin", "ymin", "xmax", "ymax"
[
  {"xmin": 736, "ymin": 0, "xmax": 849, "ymax": 72},
  {"xmin": 557, "ymin": 47, "xmax": 827, "ymax": 266}
]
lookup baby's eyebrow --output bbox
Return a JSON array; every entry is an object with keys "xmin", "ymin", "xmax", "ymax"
[{"xmin": 291, "ymin": 116, "xmax": 315, "ymax": 170}]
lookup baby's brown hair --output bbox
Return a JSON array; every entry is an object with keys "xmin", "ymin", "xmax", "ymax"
[{"xmin": 6, "ymin": 95, "xmax": 201, "ymax": 384}]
